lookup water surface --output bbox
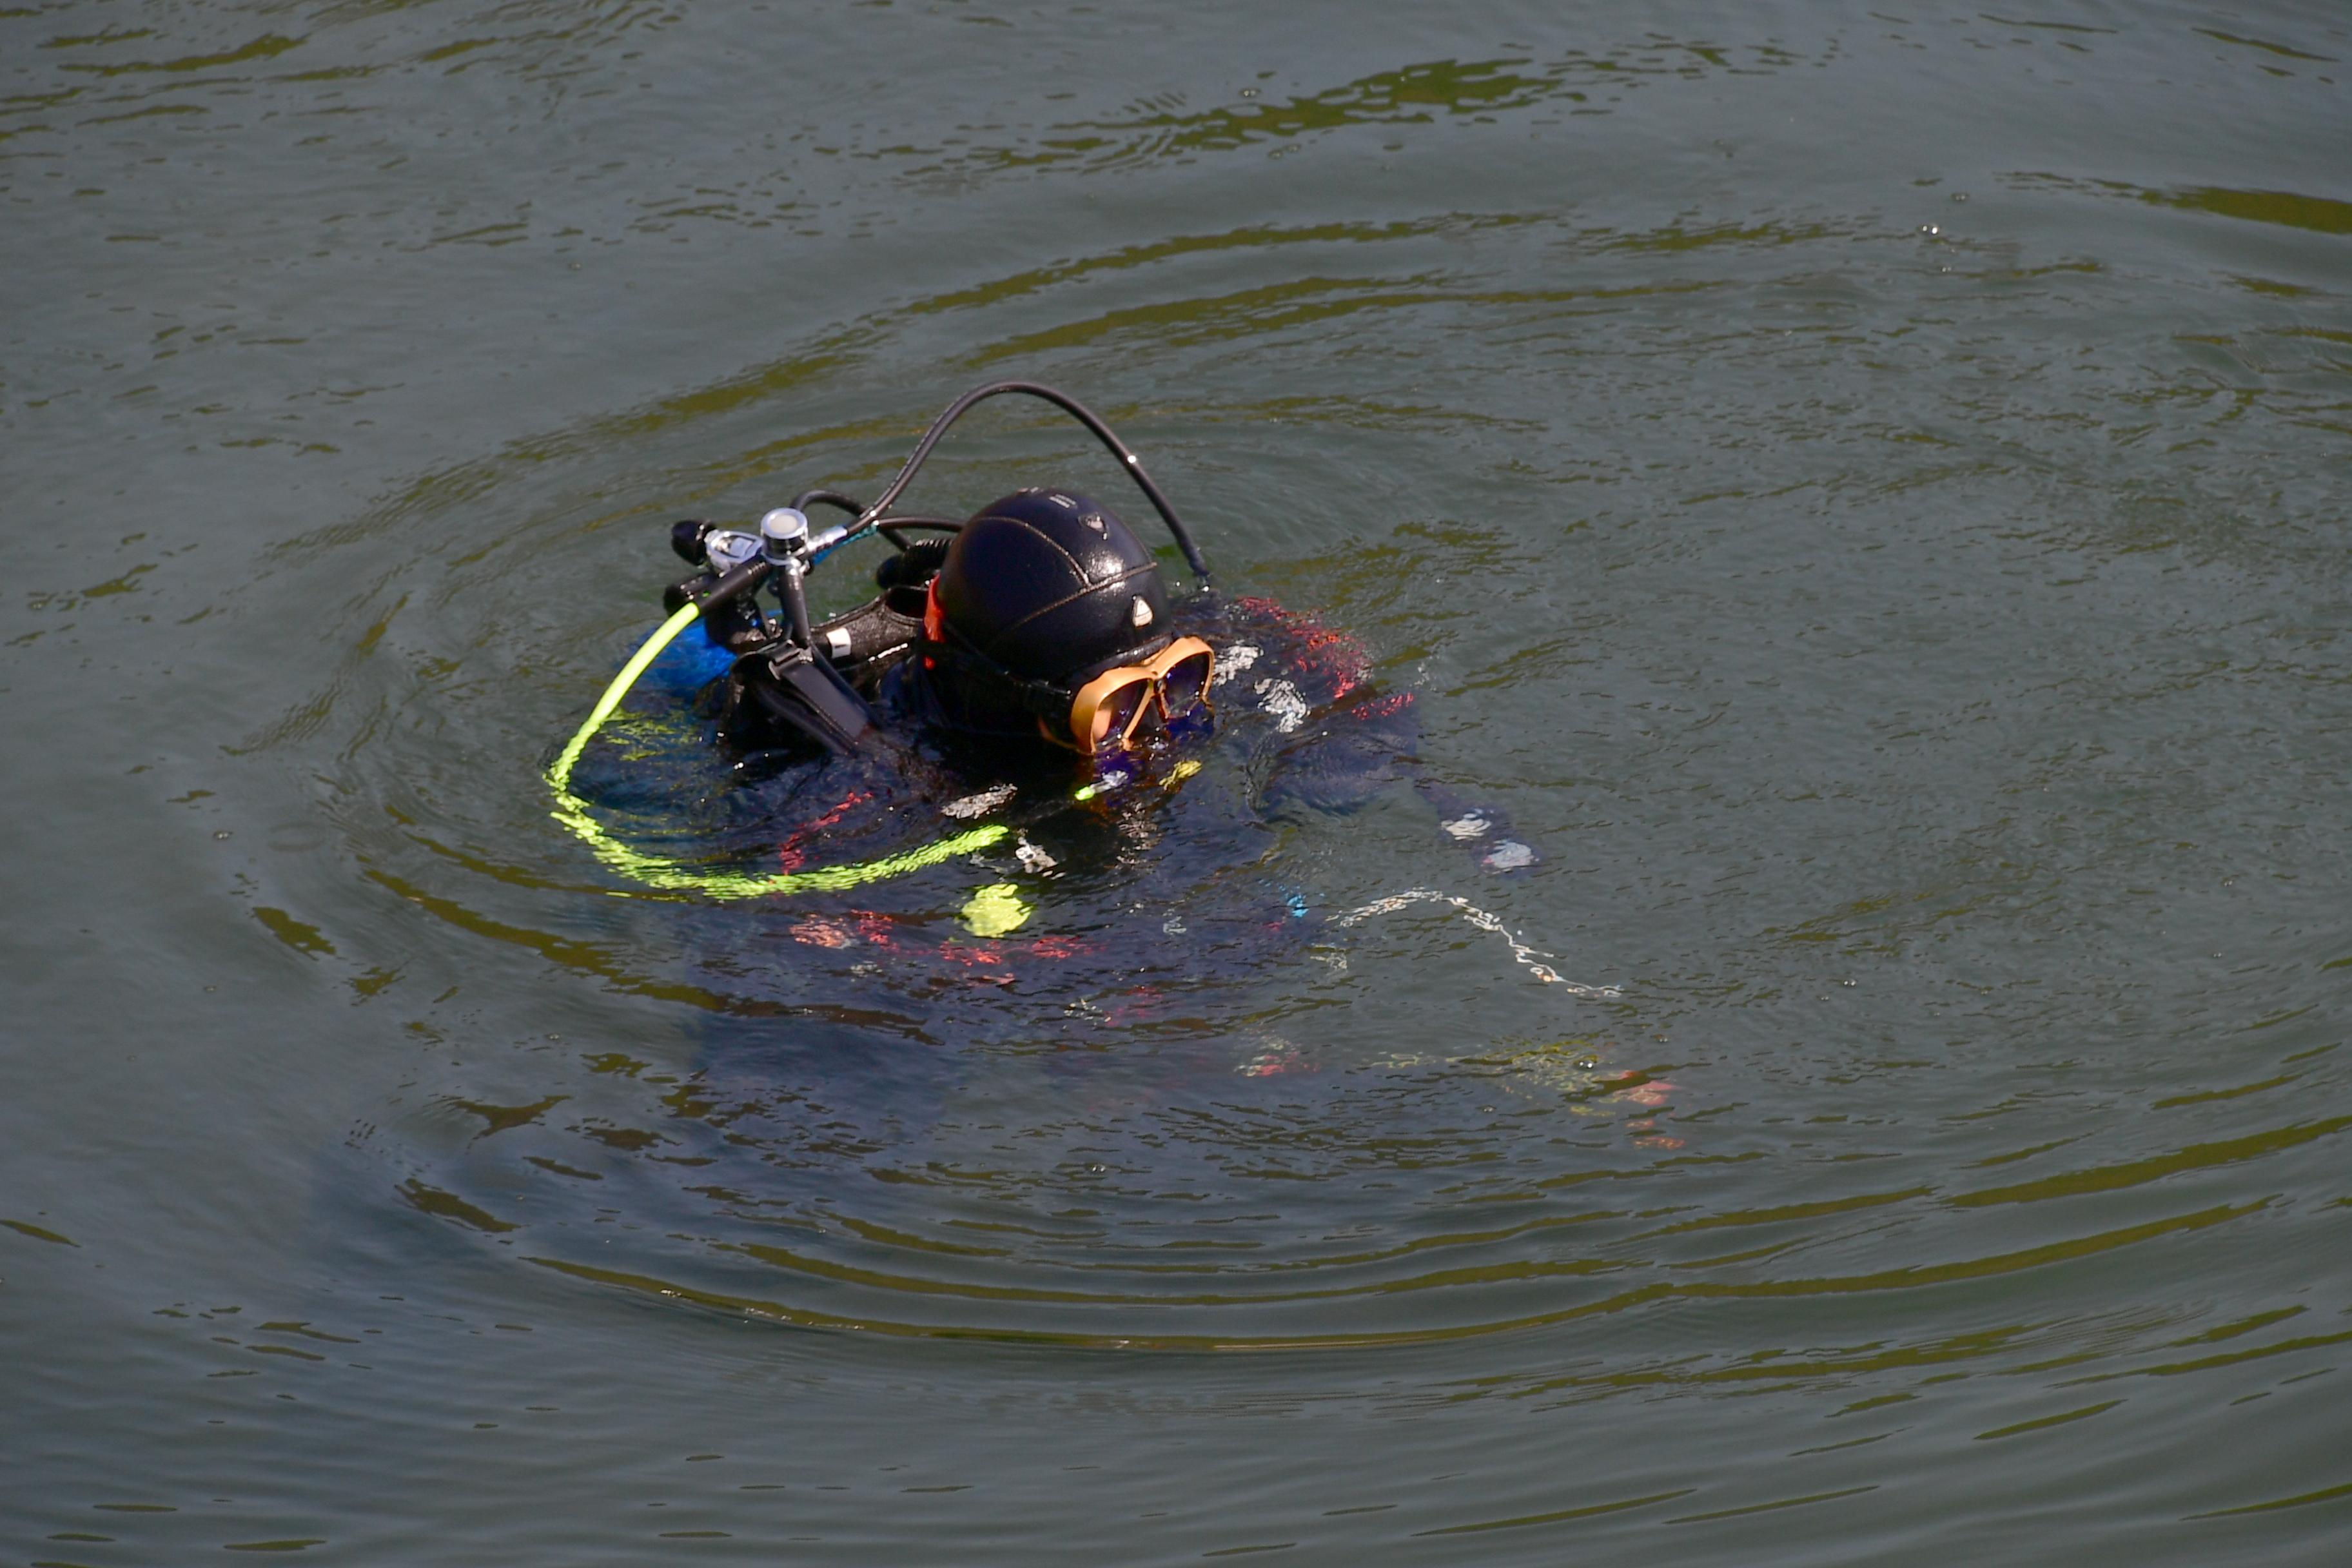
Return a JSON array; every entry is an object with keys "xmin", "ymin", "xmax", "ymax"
[{"xmin": 5, "ymin": 1, "xmax": 2351, "ymax": 1561}]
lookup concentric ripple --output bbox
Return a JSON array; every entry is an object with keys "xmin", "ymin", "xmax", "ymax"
[{"xmin": 242, "ymin": 63, "xmax": 2352, "ymax": 1371}]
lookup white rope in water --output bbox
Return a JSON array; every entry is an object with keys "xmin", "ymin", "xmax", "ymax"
[{"xmin": 1337, "ymin": 888, "xmax": 1620, "ymax": 999}]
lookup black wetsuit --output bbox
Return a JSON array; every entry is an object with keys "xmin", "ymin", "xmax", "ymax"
[{"xmin": 569, "ymin": 584, "xmax": 1536, "ymax": 1032}]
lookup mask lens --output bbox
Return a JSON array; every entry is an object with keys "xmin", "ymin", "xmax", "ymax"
[
  {"xmin": 1086, "ymin": 676, "xmax": 1154, "ymax": 752},
  {"xmin": 1159, "ymin": 649, "xmax": 1213, "ymax": 716}
]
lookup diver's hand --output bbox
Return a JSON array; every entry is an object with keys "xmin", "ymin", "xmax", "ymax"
[
  {"xmin": 1413, "ymin": 778, "xmax": 1540, "ymax": 874},
  {"xmin": 1438, "ymin": 807, "xmax": 1539, "ymax": 873}
]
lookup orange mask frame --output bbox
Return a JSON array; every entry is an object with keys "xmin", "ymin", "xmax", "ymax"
[{"xmin": 1059, "ymin": 636, "xmax": 1217, "ymax": 756}]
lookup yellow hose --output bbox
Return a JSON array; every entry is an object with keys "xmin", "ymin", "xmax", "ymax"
[{"xmin": 545, "ymin": 605, "xmax": 1008, "ymax": 899}]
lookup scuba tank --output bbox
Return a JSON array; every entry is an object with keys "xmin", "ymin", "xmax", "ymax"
[
  {"xmin": 663, "ymin": 519, "xmax": 938, "ymax": 691},
  {"xmin": 662, "ymin": 508, "xmax": 896, "ymax": 758}
]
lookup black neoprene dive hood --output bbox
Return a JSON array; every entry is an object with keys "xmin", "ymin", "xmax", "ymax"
[{"xmin": 929, "ymin": 488, "xmax": 1172, "ymax": 687}]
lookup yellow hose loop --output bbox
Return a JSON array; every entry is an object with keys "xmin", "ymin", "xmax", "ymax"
[{"xmin": 545, "ymin": 603, "xmax": 1009, "ymax": 899}]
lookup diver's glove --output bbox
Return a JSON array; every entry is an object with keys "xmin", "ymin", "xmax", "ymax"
[
  {"xmin": 875, "ymin": 537, "xmax": 951, "ymax": 592},
  {"xmin": 1440, "ymin": 808, "xmax": 1540, "ymax": 873},
  {"xmin": 1415, "ymin": 781, "xmax": 1542, "ymax": 874}
]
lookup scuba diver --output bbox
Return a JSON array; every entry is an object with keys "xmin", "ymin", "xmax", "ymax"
[
  {"xmin": 691, "ymin": 482, "xmax": 1214, "ymax": 767},
  {"xmin": 383, "ymin": 387, "xmax": 1616, "ymax": 1322},
  {"xmin": 547, "ymin": 381, "xmax": 1537, "ymax": 959},
  {"xmin": 407, "ymin": 383, "xmax": 1623, "ymax": 1335}
]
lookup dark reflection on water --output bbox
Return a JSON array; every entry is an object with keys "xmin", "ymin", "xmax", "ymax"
[{"xmin": 7, "ymin": 0, "xmax": 2352, "ymax": 1562}]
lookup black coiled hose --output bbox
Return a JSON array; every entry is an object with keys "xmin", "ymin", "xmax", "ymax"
[{"xmin": 833, "ymin": 381, "xmax": 1211, "ymax": 582}]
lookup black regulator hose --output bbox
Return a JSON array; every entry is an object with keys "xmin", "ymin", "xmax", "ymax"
[
  {"xmin": 793, "ymin": 489, "xmax": 965, "ymax": 553},
  {"xmin": 697, "ymin": 554, "xmax": 771, "ymax": 612},
  {"xmin": 868, "ymin": 513, "xmax": 963, "ymax": 551},
  {"xmin": 851, "ymin": 381, "xmax": 1212, "ymax": 582},
  {"xmin": 790, "ymin": 487, "xmax": 867, "ymax": 518}
]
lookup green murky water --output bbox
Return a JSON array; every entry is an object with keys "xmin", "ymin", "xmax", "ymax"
[{"xmin": 6, "ymin": 1, "xmax": 2351, "ymax": 1560}]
